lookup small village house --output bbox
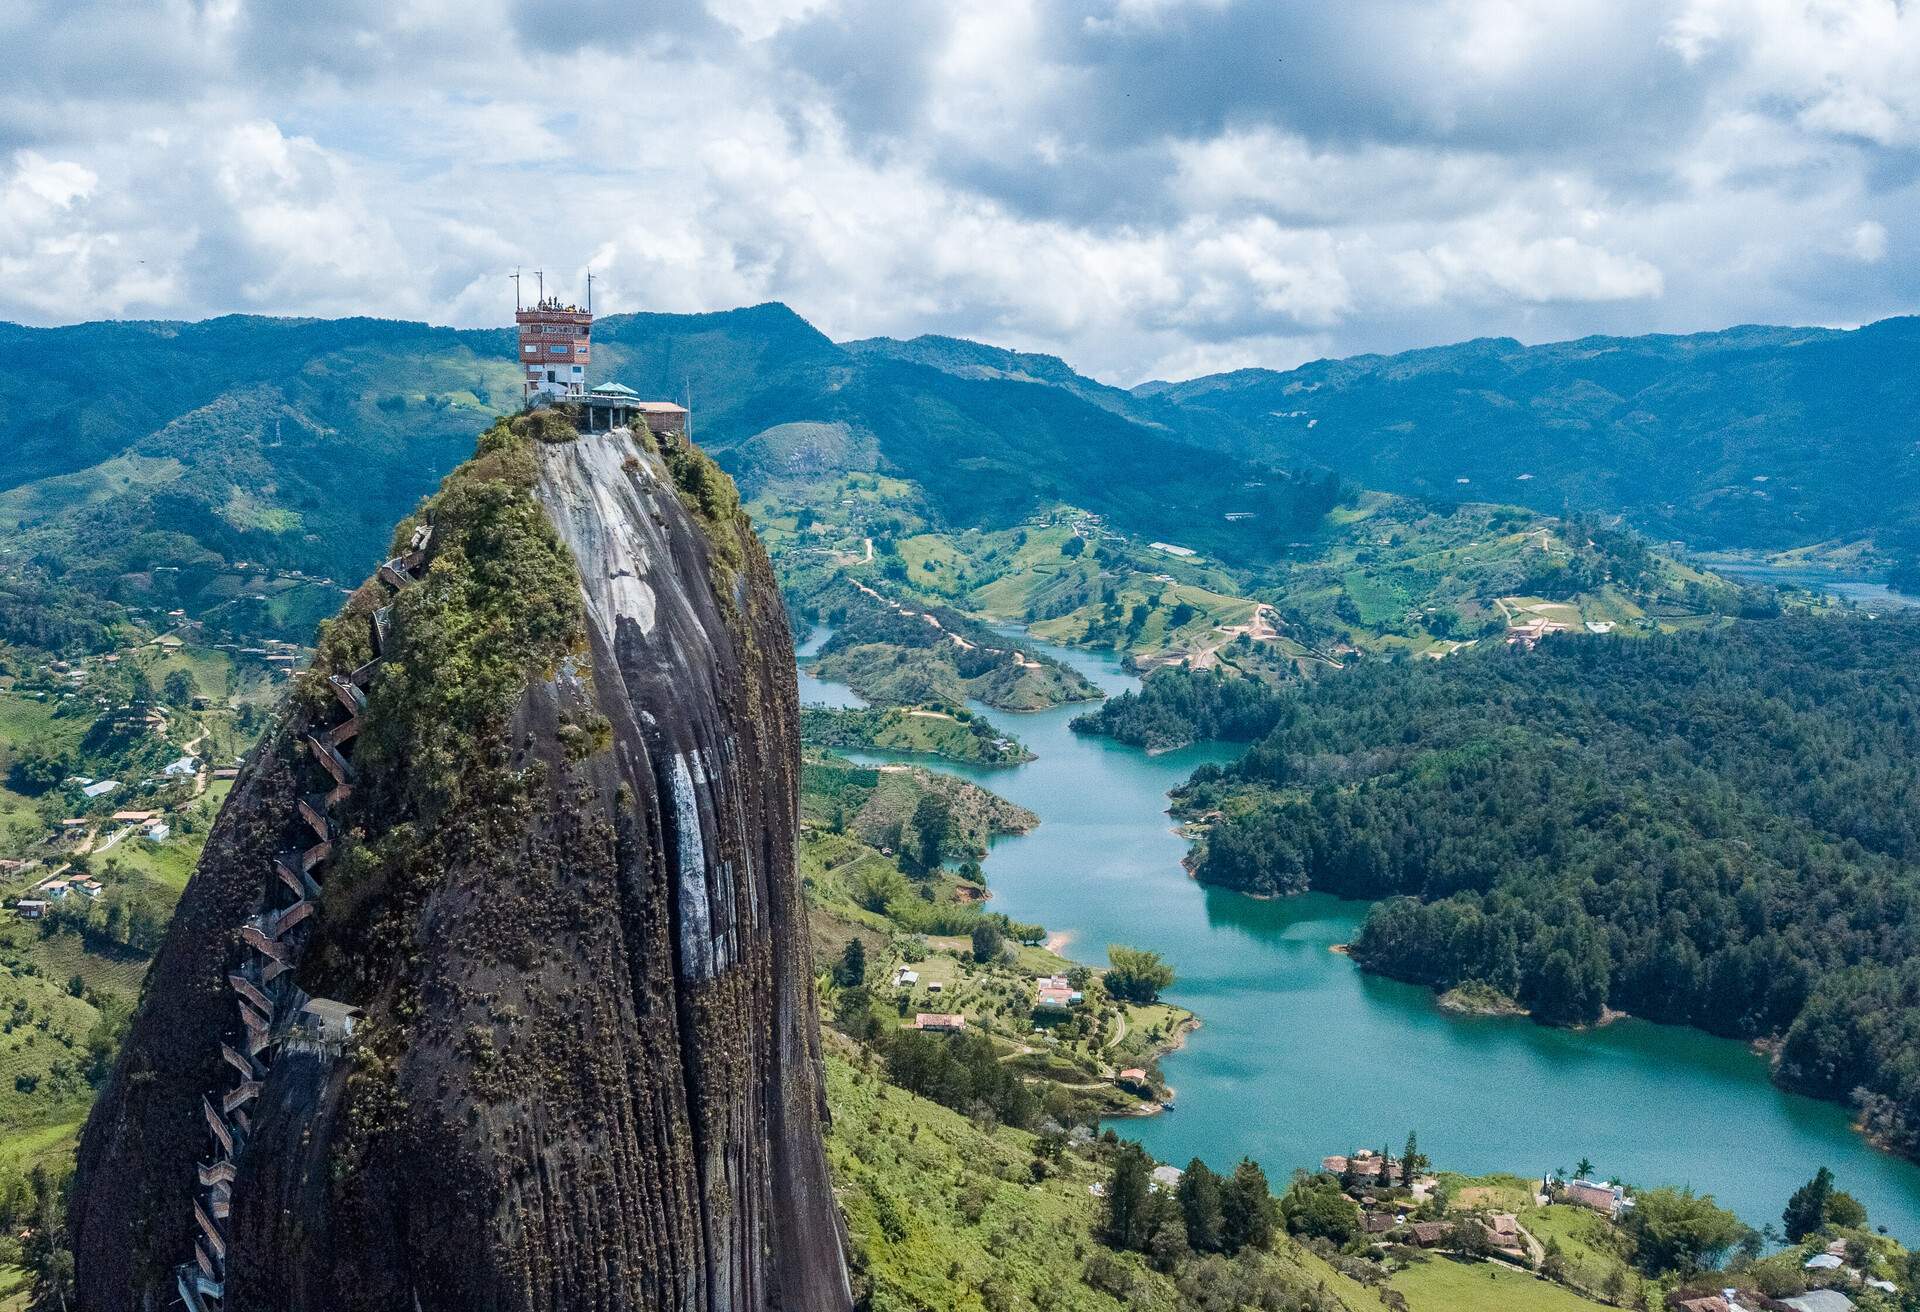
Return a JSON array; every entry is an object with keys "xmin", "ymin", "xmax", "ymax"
[
  {"xmin": 913, "ymin": 1013, "xmax": 965, "ymax": 1033},
  {"xmin": 1562, "ymin": 1177, "xmax": 1634, "ymax": 1219},
  {"xmin": 1033, "ymin": 973, "xmax": 1083, "ymax": 1013}
]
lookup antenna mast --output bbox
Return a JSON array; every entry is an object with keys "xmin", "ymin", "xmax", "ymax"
[
  {"xmin": 586, "ymin": 270, "xmax": 593, "ymax": 315},
  {"xmin": 510, "ymin": 268, "xmax": 522, "ymax": 311},
  {"xmin": 535, "ymin": 269, "xmax": 544, "ymax": 305}
]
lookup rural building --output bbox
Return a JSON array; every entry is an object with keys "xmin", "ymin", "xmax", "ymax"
[
  {"xmin": 1325, "ymin": 1148, "xmax": 1396, "ymax": 1181},
  {"xmin": 518, "ymin": 295, "xmax": 592, "ymax": 402},
  {"xmin": 1564, "ymin": 1178, "xmax": 1632, "ymax": 1218},
  {"xmin": 1781, "ymin": 1292, "xmax": 1856, "ymax": 1312},
  {"xmin": 893, "ymin": 968, "xmax": 919, "ymax": 987},
  {"xmin": 1033, "ymin": 974, "xmax": 1083, "ymax": 1012},
  {"xmin": 1409, "ymin": 1222, "xmax": 1450, "ymax": 1247},
  {"xmin": 632, "ymin": 400, "xmax": 691, "ymax": 437},
  {"xmin": 15, "ymin": 900, "xmax": 47, "ymax": 919},
  {"xmin": 1506, "ymin": 616, "xmax": 1572, "ymax": 649},
  {"xmin": 285, "ymin": 999, "xmax": 365, "ymax": 1055},
  {"xmin": 1149, "ymin": 1165, "xmax": 1184, "ymax": 1190},
  {"xmin": 913, "ymin": 1013, "xmax": 965, "ymax": 1033},
  {"xmin": 1668, "ymin": 1296, "xmax": 1734, "ymax": 1312}
]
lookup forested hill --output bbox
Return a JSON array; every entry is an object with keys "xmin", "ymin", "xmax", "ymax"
[
  {"xmin": 1174, "ymin": 615, "xmax": 1920, "ymax": 1153},
  {"xmin": 1148, "ymin": 316, "xmax": 1920, "ymax": 552},
  {"xmin": 0, "ymin": 306, "xmax": 1323, "ymax": 641}
]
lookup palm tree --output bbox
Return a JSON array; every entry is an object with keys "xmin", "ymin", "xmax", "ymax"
[{"xmin": 1575, "ymin": 1157, "xmax": 1595, "ymax": 1181}]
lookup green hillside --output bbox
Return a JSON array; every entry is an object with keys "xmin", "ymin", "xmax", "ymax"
[{"xmin": 1148, "ymin": 316, "xmax": 1920, "ymax": 557}]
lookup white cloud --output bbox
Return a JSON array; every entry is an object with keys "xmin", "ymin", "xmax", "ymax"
[
  {"xmin": 1851, "ymin": 220, "xmax": 1888, "ymax": 264},
  {"xmin": 0, "ymin": 0, "xmax": 1914, "ymax": 383}
]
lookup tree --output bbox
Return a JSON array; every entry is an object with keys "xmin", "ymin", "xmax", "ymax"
[
  {"xmin": 1783, "ymin": 1167, "xmax": 1835, "ymax": 1243},
  {"xmin": 834, "ymin": 938, "xmax": 866, "ymax": 989},
  {"xmin": 4, "ymin": 745, "xmax": 68, "ymax": 796},
  {"xmin": 1576, "ymin": 1157, "xmax": 1596, "ymax": 1181},
  {"xmin": 1400, "ymin": 1131, "xmax": 1427, "ymax": 1186},
  {"xmin": 1104, "ymin": 946, "xmax": 1175, "ymax": 1004},
  {"xmin": 1220, "ymin": 1159, "xmax": 1276, "ymax": 1253},
  {"xmin": 1176, "ymin": 1159, "xmax": 1225, "ymax": 1254},
  {"xmin": 1447, "ymin": 1219, "xmax": 1492, "ymax": 1257},
  {"xmin": 161, "ymin": 668, "xmax": 197, "ymax": 707},
  {"xmin": 908, "ymin": 794, "xmax": 951, "ymax": 876},
  {"xmin": 1101, "ymin": 1144, "xmax": 1155, "ymax": 1252},
  {"xmin": 971, "ymin": 920, "xmax": 1004, "ymax": 964},
  {"xmin": 1062, "ymin": 536, "xmax": 1086, "ymax": 559},
  {"xmin": 1145, "ymin": 1201, "xmax": 1191, "ymax": 1273},
  {"xmin": 1281, "ymin": 1174, "xmax": 1361, "ymax": 1245},
  {"xmin": 1624, "ymin": 1187, "xmax": 1747, "ymax": 1275},
  {"xmin": 1825, "ymin": 1190, "xmax": 1867, "ymax": 1230}
]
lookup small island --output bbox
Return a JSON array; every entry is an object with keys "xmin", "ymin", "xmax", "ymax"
[{"xmin": 800, "ymin": 703, "xmax": 1033, "ymax": 765}]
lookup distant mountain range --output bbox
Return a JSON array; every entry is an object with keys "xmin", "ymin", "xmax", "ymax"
[
  {"xmin": 0, "ymin": 307, "xmax": 1305, "ymax": 620},
  {"xmin": 1144, "ymin": 317, "xmax": 1920, "ymax": 552},
  {"xmin": 2, "ymin": 308, "xmax": 1914, "ymax": 621}
]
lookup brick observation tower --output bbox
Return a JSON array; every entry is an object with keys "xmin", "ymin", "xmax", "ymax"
[{"xmin": 515, "ymin": 270, "xmax": 591, "ymax": 404}]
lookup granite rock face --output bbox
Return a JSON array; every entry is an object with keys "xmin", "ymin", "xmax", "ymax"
[{"xmin": 72, "ymin": 420, "xmax": 851, "ymax": 1312}]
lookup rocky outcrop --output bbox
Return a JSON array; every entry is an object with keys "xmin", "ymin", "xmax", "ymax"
[{"xmin": 71, "ymin": 414, "xmax": 851, "ymax": 1312}]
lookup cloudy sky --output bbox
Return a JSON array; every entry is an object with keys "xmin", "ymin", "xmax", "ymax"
[{"xmin": 2, "ymin": 0, "xmax": 1915, "ymax": 382}]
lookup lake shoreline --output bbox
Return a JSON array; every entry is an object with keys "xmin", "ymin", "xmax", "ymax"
[{"xmin": 801, "ymin": 627, "xmax": 1920, "ymax": 1241}]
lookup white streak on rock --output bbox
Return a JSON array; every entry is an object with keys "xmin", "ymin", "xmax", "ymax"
[{"xmin": 669, "ymin": 751, "xmax": 715, "ymax": 982}]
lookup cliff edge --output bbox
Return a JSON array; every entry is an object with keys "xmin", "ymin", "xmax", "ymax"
[{"xmin": 71, "ymin": 411, "xmax": 851, "ymax": 1312}]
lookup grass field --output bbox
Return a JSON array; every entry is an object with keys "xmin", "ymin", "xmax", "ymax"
[
  {"xmin": 824, "ymin": 1045, "xmax": 1368, "ymax": 1312},
  {"xmin": 1390, "ymin": 1253, "xmax": 1614, "ymax": 1312},
  {"xmin": 1521, "ymin": 1203, "xmax": 1638, "ymax": 1297},
  {"xmin": 0, "ymin": 1118, "xmax": 82, "ymax": 1173},
  {"xmin": 100, "ymin": 832, "xmax": 200, "ymax": 895}
]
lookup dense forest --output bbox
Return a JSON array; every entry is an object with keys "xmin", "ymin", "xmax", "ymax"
[
  {"xmin": 1073, "ymin": 666, "xmax": 1293, "ymax": 752},
  {"xmin": 1174, "ymin": 615, "xmax": 1920, "ymax": 1152}
]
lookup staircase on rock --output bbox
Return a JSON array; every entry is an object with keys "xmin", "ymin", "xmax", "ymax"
[{"xmin": 175, "ymin": 525, "xmax": 432, "ymax": 1312}]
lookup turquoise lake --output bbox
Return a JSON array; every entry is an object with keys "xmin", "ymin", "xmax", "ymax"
[{"xmin": 796, "ymin": 628, "xmax": 1920, "ymax": 1240}]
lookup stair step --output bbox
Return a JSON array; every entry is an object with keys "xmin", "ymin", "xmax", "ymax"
[
  {"xmin": 227, "ymin": 972, "xmax": 271, "ymax": 1015},
  {"xmin": 272, "ymin": 899, "xmax": 312, "ymax": 936},
  {"xmin": 203, "ymin": 1097, "xmax": 233, "ymax": 1157},
  {"xmin": 306, "ymin": 734, "xmax": 354, "ymax": 787},
  {"xmin": 298, "ymin": 795, "xmax": 331, "ymax": 842},
  {"xmin": 329, "ymin": 673, "xmax": 369, "ymax": 714},
  {"xmin": 194, "ymin": 1196, "xmax": 226, "ymax": 1259},
  {"xmin": 241, "ymin": 923, "xmax": 289, "ymax": 961}
]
